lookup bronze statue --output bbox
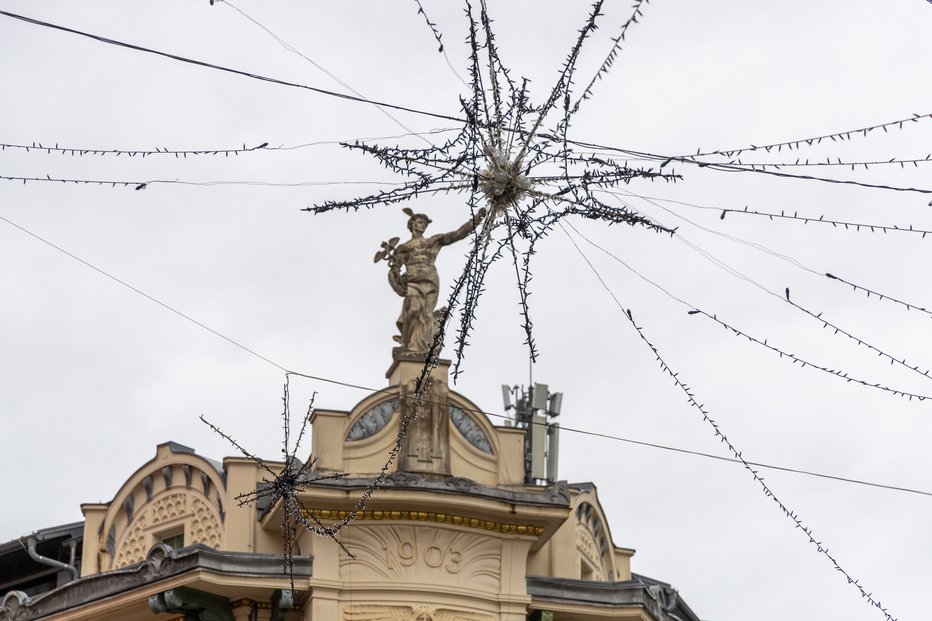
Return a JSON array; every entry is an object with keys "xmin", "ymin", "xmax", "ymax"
[{"xmin": 375, "ymin": 207, "xmax": 486, "ymax": 356}]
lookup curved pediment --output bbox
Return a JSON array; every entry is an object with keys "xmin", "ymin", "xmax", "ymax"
[{"xmin": 97, "ymin": 442, "xmax": 227, "ymax": 570}]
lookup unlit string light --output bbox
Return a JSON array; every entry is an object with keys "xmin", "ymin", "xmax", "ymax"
[
  {"xmin": 783, "ymin": 296, "xmax": 932, "ymax": 382},
  {"xmin": 202, "ymin": 230, "xmax": 493, "ymax": 570},
  {"xmin": 408, "ymin": 0, "xmax": 470, "ymax": 87},
  {"xmin": 306, "ymin": 0, "xmax": 675, "ymax": 379},
  {"xmin": 413, "ymin": 0, "xmax": 445, "ymax": 52},
  {"xmin": 706, "ymin": 154, "xmax": 932, "ymax": 171},
  {"xmin": 0, "ymin": 129, "xmax": 459, "ymax": 159},
  {"xmin": 0, "ymin": 174, "xmax": 409, "ymax": 190},
  {"xmin": 721, "ymin": 206, "xmax": 932, "ymax": 236},
  {"xmin": 602, "ymin": 188, "xmax": 932, "ymax": 320},
  {"xmin": 826, "ymin": 272, "xmax": 932, "ymax": 319},
  {"xmin": 686, "ymin": 307, "xmax": 930, "ymax": 400},
  {"xmin": 4, "ymin": 8, "xmax": 926, "ymax": 204},
  {"xmin": 604, "ymin": 186, "xmax": 932, "ymax": 240},
  {"xmin": 687, "ymin": 112, "xmax": 932, "ymax": 160},
  {"xmin": 563, "ymin": 141, "xmax": 932, "ymax": 195},
  {"xmin": 0, "ymin": 141, "xmax": 269, "ymax": 158},
  {"xmin": 561, "ymin": 224, "xmax": 898, "ymax": 621},
  {"xmin": 200, "ymin": 378, "xmax": 352, "ymax": 592},
  {"xmin": 571, "ymin": 0, "xmax": 650, "ymax": 113},
  {"xmin": 565, "ymin": 219, "xmax": 932, "ymax": 403},
  {"xmin": 3, "ymin": 212, "xmax": 930, "ymax": 501}
]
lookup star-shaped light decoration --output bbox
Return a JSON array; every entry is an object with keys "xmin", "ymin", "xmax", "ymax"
[
  {"xmin": 304, "ymin": 0, "xmax": 674, "ymax": 376},
  {"xmin": 200, "ymin": 374, "xmax": 351, "ymax": 594}
]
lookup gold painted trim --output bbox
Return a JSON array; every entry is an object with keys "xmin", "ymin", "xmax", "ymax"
[{"xmin": 302, "ymin": 508, "xmax": 545, "ymax": 536}]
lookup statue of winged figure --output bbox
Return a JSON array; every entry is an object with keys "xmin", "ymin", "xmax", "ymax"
[{"xmin": 375, "ymin": 207, "xmax": 486, "ymax": 356}]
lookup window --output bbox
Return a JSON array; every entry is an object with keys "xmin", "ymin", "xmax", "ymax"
[{"xmin": 160, "ymin": 532, "xmax": 184, "ymax": 550}]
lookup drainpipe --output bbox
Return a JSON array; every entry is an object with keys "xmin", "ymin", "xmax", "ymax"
[{"xmin": 24, "ymin": 534, "xmax": 79, "ymax": 583}]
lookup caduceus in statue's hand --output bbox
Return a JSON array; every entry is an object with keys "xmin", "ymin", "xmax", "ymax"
[{"xmin": 375, "ymin": 207, "xmax": 487, "ymax": 357}]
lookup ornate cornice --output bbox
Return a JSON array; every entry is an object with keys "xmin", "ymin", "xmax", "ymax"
[
  {"xmin": 297, "ymin": 472, "xmax": 570, "ymax": 508},
  {"xmin": 0, "ymin": 544, "xmax": 310, "ymax": 621},
  {"xmin": 527, "ymin": 575, "xmax": 701, "ymax": 621},
  {"xmin": 303, "ymin": 508, "xmax": 546, "ymax": 536}
]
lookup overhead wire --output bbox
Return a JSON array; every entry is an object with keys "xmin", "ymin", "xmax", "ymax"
[
  {"xmin": 0, "ymin": 174, "xmax": 410, "ymax": 190},
  {"xmin": 559, "ymin": 221, "xmax": 898, "ymax": 621},
  {"xmin": 1, "ymin": 211, "xmax": 930, "ymax": 500},
  {"xmin": 686, "ymin": 112, "xmax": 932, "ymax": 160},
  {"xmin": 563, "ymin": 218, "xmax": 932, "ymax": 401},
  {"xmin": 215, "ymin": 0, "xmax": 434, "ymax": 146},
  {"xmin": 580, "ymin": 193, "xmax": 932, "ymax": 395},
  {"xmin": 2, "ymin": 9, "xmax": 929, "ymax": 200},
  {"xmin": 0, "ymin": 9, "xmax": 466, "ymax": 125},
  {"xmin": 605, "ymin": 187, "xmax": 932, "ymax": 319},
  {"xmin": 0, "ymin": 128, "xmax": 461, "ymax": 158}
]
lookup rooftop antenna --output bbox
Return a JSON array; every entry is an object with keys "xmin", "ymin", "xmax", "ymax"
[{"xmin": 501, "ymin": 382, "xmax": 563, "ymax": 484}]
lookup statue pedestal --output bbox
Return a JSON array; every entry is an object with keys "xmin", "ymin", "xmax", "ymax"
[
  {"xmin": 386, "ymin": 353, "xmax": 451, "ymax": 385},
  {"xmin": 387, "ymin": 355, "xmax": 452, "ymax": 477}
]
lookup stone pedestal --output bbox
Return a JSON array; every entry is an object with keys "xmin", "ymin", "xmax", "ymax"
[{"xmin": 387, "ymin": 355, "xmax": 452, "ymax": 477}]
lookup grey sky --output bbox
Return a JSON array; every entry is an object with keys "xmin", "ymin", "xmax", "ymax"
[{"xmin": 1, "ymin": 2, "xmax": 931, "ymax": 620}]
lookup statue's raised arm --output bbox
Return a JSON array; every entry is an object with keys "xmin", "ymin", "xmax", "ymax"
[{"xmin": 430, "ymin": 208, "xmax": 488, "ymax": 247}]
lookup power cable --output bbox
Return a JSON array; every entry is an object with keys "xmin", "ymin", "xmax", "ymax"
[
  {"xmin": 4, "ymin": 9, "xmax": 927, "ymax": 200},
  {"xmin": 0, "ymin": 175, "xmax": 409, "ymax": 190},
  {"xmin": 216, "ymin": 0, "xmax": 433, "ymax": 146},
  {"xmin": 1, "ymin": 212, "xmax": 930, "ymax": 500},
  {"xmin": 559, "ymin": 221, "xmax": 897, "ymax": 621},
  {"xmin": 0, "ymin": 128, "xmax": 460, "ymax": 158},
  {"xmin": 0, "ymin": 9, "xmax": 466, "ymax": 125}
]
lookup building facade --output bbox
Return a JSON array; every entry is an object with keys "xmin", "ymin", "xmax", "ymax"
[{"xmin": 0, "ymin": 358, "xmax": 700, "ymax": 621}]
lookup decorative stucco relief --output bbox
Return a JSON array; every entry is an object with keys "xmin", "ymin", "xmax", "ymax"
[
  {"xmin": 190, "ymin": 497, "xmax": 224, "ymax": 549},
  {"xmin": 448, "ymin": 406, "xmax": 492, "ymax": 454},
  {"xmin": 344, "ymin": 604, "xmax": 493, "ymax": 621},
  {"xmin": 575, "ymin": 501, "xmax": 610, "ymax": 581},
  {"xmin": 112, "ymin": 493, "xmax": 223, "ymax": 567},
  {"xmin": 340, "ymin": 525, "xmax": 501, "ymax": 591},
  {"xmin": 575, "ymin": 529, "xmax": 605, "ymax": 581}
]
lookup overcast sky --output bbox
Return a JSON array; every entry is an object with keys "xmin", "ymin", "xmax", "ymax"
[{"xmin": 2, "ymin": 2, "xmax": 931, "ymax": 620}]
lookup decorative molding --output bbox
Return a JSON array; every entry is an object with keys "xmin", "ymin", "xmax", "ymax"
[
  {"xmin": 344, "ymin": 604, "xmax": 494, "ymax": 621},
  {"xmin": 106, "ymin": 524, "xmax": 116, "ymax": 558},
  {"xmin": 448, "ymin": 406, "xmax": 493, "ymax": 454},
  {"xmin": 0, "ymin": 545, "xmax": 311, "ymax": 621},
  {"xmin": 113, "ymin": 493, "xmax": 223, "ymax": 568},
  {"xmin": 340, "ymin": 525, "xmax": 501, "ymax": 591},
  {"xmin": 122, "ymin": 494, "xmax": 134, "ymax": 523},
  {"xmin": 575, "ymin": 530, "xmax": 605, "ymax": 581},
  {"xmin": 304, "ymin": 473, "xmax": 570, "ymax": 509},
  {"xmin": 0, "ymin": 591, "xmax": 31, "ymax": 621},
  {"xmin": 527, "ymin": 575, "xmax": 692, "ymax": 618},
  {"xmin": 347, "ymin": 398, "xmax": 399, "ymax": 441},
  {"xmin": 382, "ymin": 472, "xmax": 423, "ymax": 486},
  {"xmin": 442, "ymin": 477, "xmax": 481, "ymax": 493},
  {"xmin": 303, "ymin": 508, "xmax": 544, "ymax": 537},
  {"xmin": 574, "ymin": 502, "xmax": 609, "ymax": 582}
]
